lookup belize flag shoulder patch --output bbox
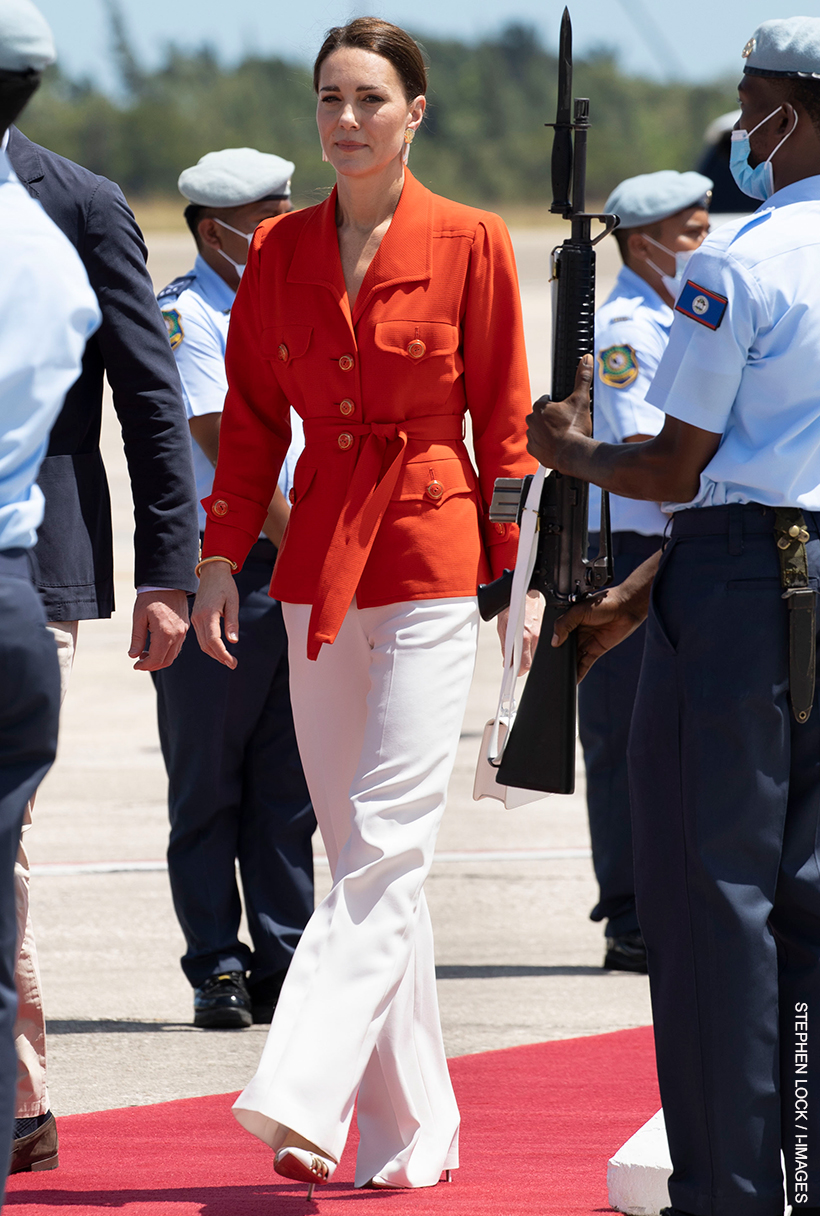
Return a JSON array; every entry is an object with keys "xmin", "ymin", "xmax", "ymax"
[{"xmin": 675, "ymin": 280, "xmax": 728, "ymax": 330}]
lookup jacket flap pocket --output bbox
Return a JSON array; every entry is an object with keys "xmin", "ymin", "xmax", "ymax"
[
  {"xmin": 391, "ymin": 457, "xmax": 477, "ymax": 507},
  {"xmin": 290, "ymin": 461, "xmax": 316, "ymax": 506},
  {"xmin": 261, "ymin": 325, "xmax": 313, "ymax": 363},
  {"xmin": 374, "ymin": 321, "xmax": 459, "ymax": 360}
]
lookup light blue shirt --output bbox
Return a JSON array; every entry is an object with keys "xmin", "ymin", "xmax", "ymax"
[
  {"xmin": 0, "ymin": 148, "xmax": 100, "ymax": 552},
  {"xmin": 647, "ymin": 176, "xmax": 820, "ymax": 512},
  {"xmin": 158, "ymin": 254, "xmax": 304, "ymax": 532},
  {"xmin": 589, "ymin": 266, "xmax": 670, "ymax": 537}
]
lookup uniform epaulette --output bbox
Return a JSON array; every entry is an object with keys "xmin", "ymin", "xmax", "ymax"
[{"xmin": 157, "ymin": 273, "xmax": 196, "ymax": 304}]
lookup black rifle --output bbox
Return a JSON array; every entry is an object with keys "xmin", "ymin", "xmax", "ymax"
[{"xmin": 476, "ymin": 7, "xmax": 617, "ymax": 795}]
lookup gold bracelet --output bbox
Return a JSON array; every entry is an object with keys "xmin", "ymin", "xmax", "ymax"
[{"xmin": 195, "ymin": 555, "xmax": 238, "ymax": 579}]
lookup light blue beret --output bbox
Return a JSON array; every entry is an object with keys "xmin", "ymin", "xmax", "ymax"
[
  {"xmin": 0, "ymin": 0, "xmax": 55, "ymax": 73},
  {"xmin": 178, "ymin": 148, "xmax": 295, "ymax": 207},
  {"xmin": 605, "ymin": 170, "xmax": 714, "ymax": 230},
  {"xmin": 743, "ymin": 18, "xmax": 820, "ymax": 78}
]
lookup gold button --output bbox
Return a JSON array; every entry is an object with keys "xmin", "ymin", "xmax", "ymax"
[
  {"xmin": 339, "ymin": 399, "xmax": 355, "ymax": 416},
  {"xmin": 212, "ymin": 500, "xmax": 229, "ymax": 517},
  {"xmin": 277, "ymin": 344, "xmax": 288, "ymax": 362},
  {"xmin": 288, "ymin": 487, "xmax": 295, "ymax": 505},
  {"xmin": 426, "ymin": 480, "xmax": 444, "ymax": 501},
  {"xmin": 339, "ymin": 354, "xmax": 355, "ymax": 371},
  {"xmin": 407, "ymin": 339, "xmax": 426, "ymax": 359},
  {"xmin": 495, "ymin": 522, "xmax": 505, "ymax": 534},
  {"xmin": 338, "ymin": 432, "xmax": 354, "ymax": 451}
]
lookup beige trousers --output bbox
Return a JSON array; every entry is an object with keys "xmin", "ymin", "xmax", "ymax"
[{"xmin": 14, "ymin": 621, "xmax": 77, "ymax": 1118}]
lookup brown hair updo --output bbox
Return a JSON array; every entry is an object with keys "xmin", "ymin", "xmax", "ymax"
[{"xmin": 313, "ymin": 17, "xmax": 427, "ymax": 103}]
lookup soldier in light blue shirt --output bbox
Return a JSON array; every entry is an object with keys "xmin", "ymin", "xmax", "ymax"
[
  {"xmin": 582, "ymin": 171, "xmax": 711, "ymax": 976},
  {"xmin": 159, "ymin": 243, "xmax": 304, "ymax": 536},
  {"xmin": 153, "ymin": 149, "xmax": 315, "ymax": 1033},
  {"xmin": 529, "ymin": 17, "xmax": 820, "ymax": 1214}
]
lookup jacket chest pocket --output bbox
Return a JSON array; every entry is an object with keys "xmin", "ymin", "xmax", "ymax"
[
  {"xmin": 374, "ymin": 321, "xmax": 460, "ymax": 365},
  {"xmin": 261, "ymin": 325, "xmax": 313, "ymax": 368}
]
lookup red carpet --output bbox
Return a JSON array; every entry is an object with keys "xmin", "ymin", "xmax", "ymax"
[{"xmin": 5, "ymin": 1025, "xmax": 659, "ymax": 1215}]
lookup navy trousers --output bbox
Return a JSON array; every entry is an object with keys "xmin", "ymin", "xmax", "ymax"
[
  {"xmin": 153, "ymin": 539, "xmax": 315, "ymax": 990},
  {"xmin": 629, "ymin": 504, "xmax": 820, "ymax": 1216},
  {"xmin": 578, "ymin": 531, "xmax": 662, "ymax": 938},
  {"xmin": 0, "ymin": 552, "xmax": 59, "ymax": 1195}
]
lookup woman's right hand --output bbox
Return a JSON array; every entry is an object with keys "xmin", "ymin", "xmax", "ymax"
[{"xmin": 191, "ymin": 561, "xmax": 240, "ymax": 669}]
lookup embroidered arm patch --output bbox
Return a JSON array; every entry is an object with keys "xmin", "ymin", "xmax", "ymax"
[
  {"xmin": 162, "ymin": 309, "xmax": 184, "ymax": 350},
  {"xmin": 675, "ymin": 281, "xmax": 728, "ymax": 330},
  {"xmin": 598, "ymin": 344, "xmax": 639, "ymax": 388}
]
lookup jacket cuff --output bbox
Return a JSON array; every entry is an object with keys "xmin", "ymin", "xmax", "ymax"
[
  {"xmin": 201, "ymin": 491, "xmax": 267, "ymax": 570},
  {"xmin": 483, "ymin": 518, "xmax": 520, "ymax": 579}
]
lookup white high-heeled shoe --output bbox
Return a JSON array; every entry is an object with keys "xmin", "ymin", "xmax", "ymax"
[
  {"xmin": 366, "ymin": 1169, "xmax": 453, "ymax": 1188},
  {"xmin": 274, "ymin": 1146, "xmax": 337, "ymax": 1198}
]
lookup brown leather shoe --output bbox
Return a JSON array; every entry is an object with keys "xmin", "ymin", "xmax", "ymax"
[{"xmin": 10, "ymin": 1112, "xmax": 59, "ymax": 1173}]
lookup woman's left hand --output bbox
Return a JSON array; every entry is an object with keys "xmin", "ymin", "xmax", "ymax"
[{"xmin": 496, "ymin": 589, "xmax": 544, "ymax": 674}]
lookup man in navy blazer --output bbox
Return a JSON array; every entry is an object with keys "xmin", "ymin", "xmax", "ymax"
[
  {"xmin": 5, "ymin": 125, "xmax": 199, "ymax": 1174},
  {"xmin": 7, "ymin": 125, "xmax": 198, "ymax": 640}
]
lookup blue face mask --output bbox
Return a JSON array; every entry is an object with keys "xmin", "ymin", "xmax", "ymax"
[{"xmin": 730, "ymin": 107, "xmax": 798, "ymax": 201}]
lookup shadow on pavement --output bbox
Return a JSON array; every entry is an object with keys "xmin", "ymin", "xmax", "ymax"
[
  {"xmin": 435, "ymin": 964, "xmax": 607, "ymax": 978},
  {"xmin": 45, "ymin": 1020, "xmax": 199, "ymax": 1035}
]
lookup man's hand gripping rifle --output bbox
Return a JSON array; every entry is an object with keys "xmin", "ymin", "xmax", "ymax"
[{"xmin": 477, "ymin": 7, "xmax": 618, "ymax": 796}]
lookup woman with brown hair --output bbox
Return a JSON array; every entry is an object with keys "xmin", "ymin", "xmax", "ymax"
[{"xmin": 192, "ymin": 15, "xmax": 537, "ymax": 1194}]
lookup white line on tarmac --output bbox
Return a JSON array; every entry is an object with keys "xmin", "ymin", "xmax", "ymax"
[{"xmin": 30, "ymin": 847, "xmax": 591, "ymax": 877}]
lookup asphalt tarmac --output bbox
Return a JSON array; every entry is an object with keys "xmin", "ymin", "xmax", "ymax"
[{"xmin": 29, "ymin": 224, "xmax": 652, "ymax": 1117}]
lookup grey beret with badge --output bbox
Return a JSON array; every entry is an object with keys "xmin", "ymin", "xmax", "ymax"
[
  {"xmin": 0, "ymin": 0, "xmax": 55, "ymax": 73},
  {"xmin": 605, "ymin": 170, "xmax": 713, "ymax": 231},
  {"xmin": 742, "ymin": 16, "xmax": 820, "ymax": 78},
  {"xmin": 178, "ymin": 148, "xmax": 295, "ymax": 207}
]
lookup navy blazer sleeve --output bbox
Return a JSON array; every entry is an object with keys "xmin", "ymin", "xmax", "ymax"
[
  {"xmin": 81, "ymin": 177, "xmax": 199, "ymax": 594},
  {"xmin": 7, "ymin": 128, "xmax": 198, "ymax": 617}
]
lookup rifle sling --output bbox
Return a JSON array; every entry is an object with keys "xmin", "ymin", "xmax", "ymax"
[{"xmin": 774, "ymin": 508, "xmax": 816, "ymax": 725}]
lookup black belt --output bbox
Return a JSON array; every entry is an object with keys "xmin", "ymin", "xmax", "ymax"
[{"xmin": 671, "ymin": 504, "xmax": 816, "ymax": 724}]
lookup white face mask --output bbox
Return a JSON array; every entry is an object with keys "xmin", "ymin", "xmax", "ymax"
[
  {"xmin": 643, "ymin": 234, "xmax": 697, "ymax": 301},
  {"xmin": 213, "ymin": 217, "xmax": 253, "ymax": 279}
]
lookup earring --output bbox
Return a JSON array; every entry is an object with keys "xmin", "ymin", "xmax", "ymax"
[
  {"xmin": 321, "ymin": 147, "xmax": 329, "ymax": 163},
  {"xmin": 402, "ymin": 128, "xmax": 415, "ymax": 165}
]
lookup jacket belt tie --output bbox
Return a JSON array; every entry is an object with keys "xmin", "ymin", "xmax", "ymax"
[{"xmin": 303, "ymin": 414, "xmax": 466, "ymax": 660}]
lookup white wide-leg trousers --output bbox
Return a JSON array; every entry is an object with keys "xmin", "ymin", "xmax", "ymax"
[{"xmin": 233, "ymin": 596, "xmax": 478, "ymax": 1188}]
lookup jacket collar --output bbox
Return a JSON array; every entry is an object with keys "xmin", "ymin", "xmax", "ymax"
[
  {"xmin": 5, "ymin": 127, "xmax": 43, "ymax": 186},
  {"xmin": 287, "ymin": 169, "xmax": 433, "ymax": 326}
]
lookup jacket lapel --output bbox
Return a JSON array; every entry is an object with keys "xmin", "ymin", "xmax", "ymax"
[
  {"xmin": 286, "ymin": 187, "xmax": 354, "ymax": 332},
  {"xmin": 352, "ymin": 171, "xmax": 432, "ymax": 321}
]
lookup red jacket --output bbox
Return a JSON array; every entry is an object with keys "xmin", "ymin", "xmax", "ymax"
[{"xmin": 203, "ymin": 170, "xmax": 536, "ymax": 659}]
